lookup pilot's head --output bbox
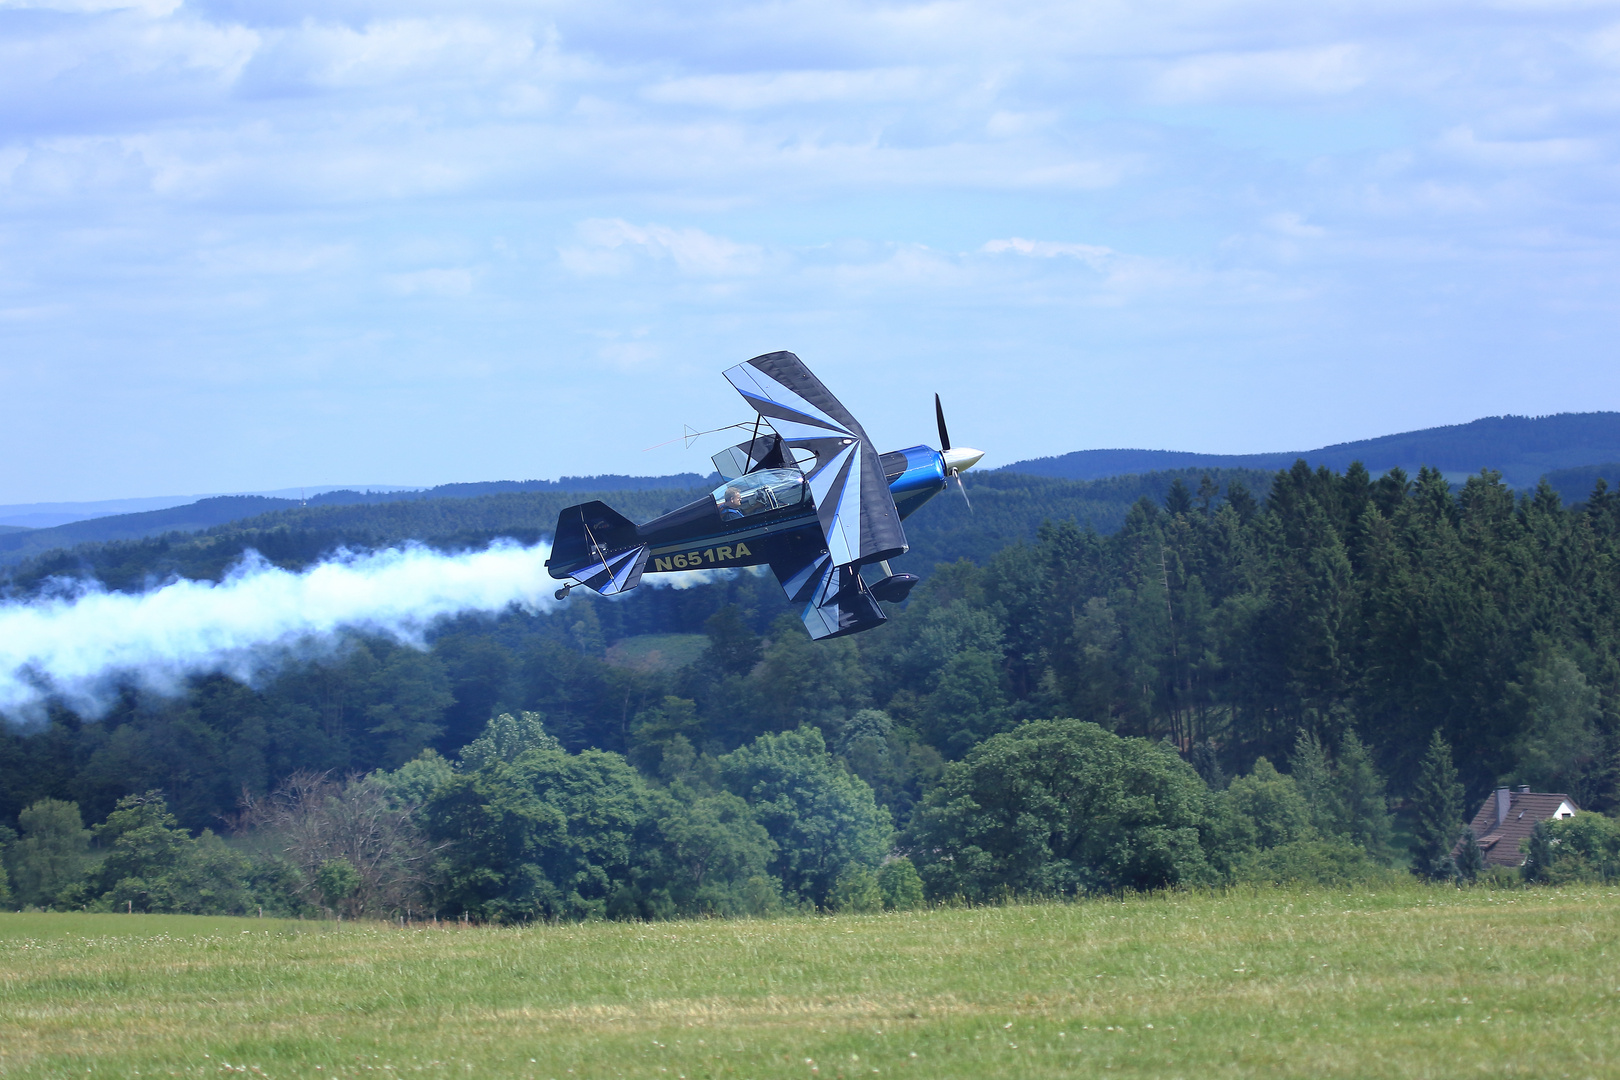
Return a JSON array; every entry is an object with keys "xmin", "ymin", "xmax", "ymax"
[{"xmin": 725, "ymin": 487, "xmax": 743, "ymax": 507}]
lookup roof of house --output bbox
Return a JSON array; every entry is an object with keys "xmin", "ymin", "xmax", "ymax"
[{"xmin": 1459, "ymin": 789, "xmax": 1580, "ymax": 867}]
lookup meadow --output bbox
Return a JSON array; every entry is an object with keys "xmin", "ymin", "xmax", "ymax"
[{"xmin": 1, "ymin": 885, "xmax": 1616, "ymax": 1079}]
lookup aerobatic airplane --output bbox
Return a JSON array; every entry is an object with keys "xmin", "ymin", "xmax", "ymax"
[{"xmin": 545, "ymin": 351, "xmax": 984, "ymax": 639}]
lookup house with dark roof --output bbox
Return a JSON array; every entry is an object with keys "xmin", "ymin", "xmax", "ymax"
[{"xmin": 1457, "ymin": 786, "xmax": 1580, "ymax": 867}]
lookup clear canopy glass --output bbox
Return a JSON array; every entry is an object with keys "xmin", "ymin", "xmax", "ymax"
[{"xmin": 712, "ymin": 468, "xmax": 809, "ymax": 519}]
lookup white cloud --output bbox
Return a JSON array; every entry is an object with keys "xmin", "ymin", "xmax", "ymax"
[
  {"xmin": 644, "ymin": 67, "xmax": 932, "ymax": 109},
  {"xmin": 0, "ymin": 0, "xmax": 180, "ymax": 15},
  {"xmin": 386, "ymin": 266, "xmax": 474, "ymax": 295},
  {"xmin": 1265, "ymin": 212, "xmax": 1325, "ymax": 238},
  {"xmin": 1438, "ymin": 125, "xmax": 1602, "ymax": 167},
  {"xmin": 560, "ymin": 219, "xmax": 765, "ymax": 277},
  {"xmin": 200, "ymin": 241, "xmax": 352, "ymax": 276},
  {"xmin": 982, "ymin": 237, "xmax": 1117, "ymax": 268},
  {"xmin": 1151, "ymin": 44, "xmax": 1370, "ymax": 103},
  {"xmin": 241, "ymin": 18, "xmax": 536, "ymax": 94}
]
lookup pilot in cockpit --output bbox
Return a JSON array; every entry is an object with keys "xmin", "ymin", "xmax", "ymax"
[{"xmin": 720, "ymin": 486, "xmax": 745, "ymax": 518}]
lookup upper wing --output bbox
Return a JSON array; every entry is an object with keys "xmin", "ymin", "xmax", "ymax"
[{"xmin": 722, "ymin": 351, "xmax": 907, "ymax": 567}]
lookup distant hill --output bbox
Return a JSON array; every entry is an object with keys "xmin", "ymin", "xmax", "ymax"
[
  {"xmin": 0, "ymin": 496, "xmax": 299, "ymax": 562},
  {"xmin": 1542, "ymin": 463, "xmax": 1620, "ymax": 506},
  {"xmin": 0, "ymin": 474, "xmax": 714, "ymax": 565},
  {"xmin": 0, "ymin": 474, "xmax": 712, "ymax": 531},
  {"xmin": 1001, "ymin": 412, "xmax": 1620, "ymax": 489}
]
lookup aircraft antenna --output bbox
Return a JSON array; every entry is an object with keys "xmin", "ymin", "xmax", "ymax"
[{"xmin": 641, "ymin": 421, "xmax": 756, "ymax": 453}]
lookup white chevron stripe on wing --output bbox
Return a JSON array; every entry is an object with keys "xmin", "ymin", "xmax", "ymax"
[
  {"xmin": 724, "ymin": 364, "xmax": 846, "ymax": 432},
  {"xmin": 806, "ymin": 441, "xmax": 859, "ymax": 565},
  {"xmin": 830, "ymin": 444, "xmax": 865, "ymax": 565}
]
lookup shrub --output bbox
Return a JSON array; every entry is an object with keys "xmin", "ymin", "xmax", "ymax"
[
  {"xmin": 425, "ymin": 745, "xmax": 656, "ymax": 922},
  {"xmin": 718, "ymin": 726, "xmax": 892, "ymax": 907},
  {"xmin": 653, "ymin": 789, "xmax": 776, "ymax": 916},
  {"xmin": 1523, "ymin": 812, "xmax": 1620, "ymax": 884},
  {"xmin": 876, "ymin": 858, "xmax": 925, "ymax": 910},
  {"xmin": 5, "ymin": 799, "xmax": 90, "ymax": 908},
  {"xmin": 74, "ymin": 792, "xmax": 293, "ymax": 916},
  {"xmin": 1226, "ymin": 759, "xmax": 1313, "ymax": 849},
  {"xmin": 828, "ymin": 866, "xmax": 884, "ymax": 913},
  {"xmin": 317, "ymin": 858, "xmax": 362, "ymax": 911},
  {"xmin": 240, "ymin": 771, "xmax": 438, "ymax": 918},
  {"xmin": 905, "ymin": 718, "xmax": 1217, "ymax": 900},
  {"xmin": 1231, "ymin": 837, "xmax": 1394, "ymax": 887}
]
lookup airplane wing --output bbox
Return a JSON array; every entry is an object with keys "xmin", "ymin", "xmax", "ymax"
[
  {"xmin": 774, "ymin": 548, "xmax": 888, "ymax": 640},
  {"xmin": 722, "ymin": 351, "xmax": 907, "ymax": 568}
]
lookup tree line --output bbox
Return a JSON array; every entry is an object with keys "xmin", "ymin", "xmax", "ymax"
[
  {"xmin": 4, "ymin": 460, "xmax": 1620, "ymax": 916},
  {"xmin": 5, "ymin": 707, "xmax": 1615, "ymax": 918}
]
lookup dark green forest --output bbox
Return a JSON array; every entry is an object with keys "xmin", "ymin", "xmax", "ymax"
[{"xmin": 4, "ymin": 460, "xmax": 1620, "ymax": 918}]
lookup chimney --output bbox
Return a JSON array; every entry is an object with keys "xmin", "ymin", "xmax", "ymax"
[
  {"xmin": 1496, "ymin": 787, "xmax": 1512, "ymax": 826},
  {"xmin": 1516, "ymin": 785, "xmax": 1531, "ymax": 794}
]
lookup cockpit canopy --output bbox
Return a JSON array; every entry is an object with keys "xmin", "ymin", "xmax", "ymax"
[{"xmin": 713, "ymin": 468, "xmax": 809, "ymax": 519}]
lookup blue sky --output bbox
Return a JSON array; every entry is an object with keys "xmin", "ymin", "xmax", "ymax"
[{"xmin": 2, "ymin": 0, "xmax": 1618, "ymax": 503}]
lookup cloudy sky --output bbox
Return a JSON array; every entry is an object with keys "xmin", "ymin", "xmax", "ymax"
[{"xmin": 2, "ymin": 0, "xmax": 1617, "ymax": 502}]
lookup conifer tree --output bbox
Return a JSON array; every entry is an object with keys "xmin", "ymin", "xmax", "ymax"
[
  {"xmin": 1456, "ymin": 827, "xmax": 1485, "ymax": 883},
  {"xmin": 1410, "ymin": 730, "xmax": 1464, "ymax": 881},
  {"xmin": 1189, "ymin": 741, "xmax": 1226, "ymax": 789},
  {"xmin": 1334, "ymin": 729, "xmax": 1395, "ymax": 862},
  {"xmin": 1290, "ymin": 729, "xmax": 1342, "ymax": 836},
  {"xmin": 1522, "ymin": 819, "xmax": 1555, "ymax": 883}
]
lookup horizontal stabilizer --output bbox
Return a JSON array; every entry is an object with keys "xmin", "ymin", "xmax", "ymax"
[{"xmin": 569, "ymin": 543, "xmax": 650, "ymax": 596}]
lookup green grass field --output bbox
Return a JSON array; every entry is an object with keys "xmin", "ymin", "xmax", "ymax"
[{"xmin": 2, "ymin": 885, "xmax": 1616, "ymax": 1079}]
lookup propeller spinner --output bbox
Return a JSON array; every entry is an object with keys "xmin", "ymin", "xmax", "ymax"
[{"xmin": 934, "ymin": 393, "xmax": 984, "ymax": 510}]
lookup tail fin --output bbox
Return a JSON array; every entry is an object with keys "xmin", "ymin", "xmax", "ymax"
[{"xmin": 547, "ymin": 501, "xmax": 640, "ymax": 580}]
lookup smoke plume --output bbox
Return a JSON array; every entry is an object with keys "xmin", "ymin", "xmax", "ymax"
[{"xmin": 0, "ymin": 541, "xmax": 573, "ymax": 721}]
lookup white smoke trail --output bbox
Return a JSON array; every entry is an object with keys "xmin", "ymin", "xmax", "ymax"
[
  {"xmin": 0, "ymin": 534, "xmax": 759, "ymax": 722},
  {"xmin": 0, "ymin": 541, "xmax": 565, "ymax": 721}
]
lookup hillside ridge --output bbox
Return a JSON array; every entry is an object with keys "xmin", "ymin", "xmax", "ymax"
[{"xmin": 1002, "ymin": 411, "xmax": 1620, "ymax": 488}]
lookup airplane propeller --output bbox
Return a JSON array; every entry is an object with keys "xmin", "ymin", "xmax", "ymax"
[{"xmin": 934, "ymin": 393, "xmax": 983, "ymax": 512}]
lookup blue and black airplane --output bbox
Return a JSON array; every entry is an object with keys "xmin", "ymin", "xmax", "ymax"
[{"xmin": 545, "ymin": 351, "xmax": 984, "ymax": 639}]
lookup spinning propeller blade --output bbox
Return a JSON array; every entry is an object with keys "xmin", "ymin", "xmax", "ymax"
[{"xmin": 934, "ymin": 393, "xmax": 981, "ymax": 514}]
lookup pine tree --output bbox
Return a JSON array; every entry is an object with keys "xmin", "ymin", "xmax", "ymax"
[
  {"xmin": 1521, "ymin": 819, "xmax": 1555, "ymax": 883},
  {"xmin": 1334, "ymin": 729, "xmax": 1395, "ymax": 862},
  {"xmin": 1456, "ymin": 827, "xmax": 1485, "ymax": 883},
  {"xmin": 1189, "ymin": 741, "xmax": 1226, "ymax": 789},
  {"xmin": 1290, "ymin": 729, "xmax": 1342, "ymax": 837},
  {"xmin": 1410, "ymin": 730, "xmax": 1464, "ymax": 881}
]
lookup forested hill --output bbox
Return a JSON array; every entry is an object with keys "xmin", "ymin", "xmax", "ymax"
[
  {"xmin": 1, "ymin": 467, "xmax": 1275, "ymax": 595},
  {"xmin": 1545, "ymin": 463, "xmax": 1620, "ymax": 506},
  {"xmin": 1004, "ymin": 412, "xmax": 1620, "ymax": 488},
  {"xmin": 0, "ymin": 473, "xmax": 712, "ymax": 564}
]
